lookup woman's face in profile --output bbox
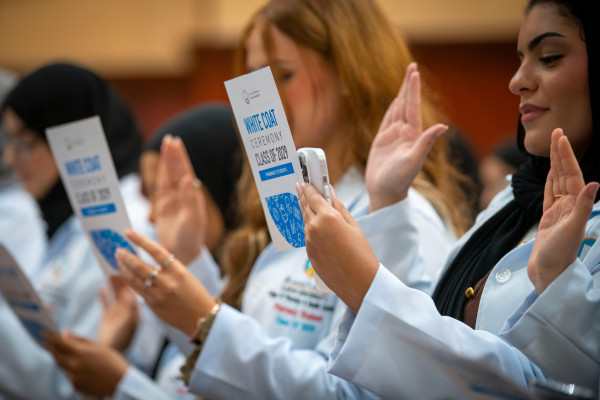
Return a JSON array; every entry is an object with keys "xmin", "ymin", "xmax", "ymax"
[
  {"xmin": 245, "ymin": 24, "xmax": 345, "ymax": 151},
  {"xmin": 509, "ymin": 3, "xmax": 591, "ymax": 158},
  {"xmin": 2, "ymin": 108, "xmax": 59, "ymax": 200}
]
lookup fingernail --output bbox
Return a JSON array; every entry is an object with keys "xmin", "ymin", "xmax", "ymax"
[
  {"xmin": 295, "ymin": 182, "xmax": 301, "ymax": 195},
  {"xmin": 124, "ymin": 230, "xmax": 136, "ymax": 239},
  {"xmin": 590, "ymin": 183, "xmax": 599, "ymax": 198}
]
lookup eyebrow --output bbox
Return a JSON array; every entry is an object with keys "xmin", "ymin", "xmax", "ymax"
[
  {"xmin": 247, "ymin": 59, "xmax": 291, "ymax": 72},
  {"xmin": 528, "ymin": 32, "xmax": 565, "ymax": 51}
]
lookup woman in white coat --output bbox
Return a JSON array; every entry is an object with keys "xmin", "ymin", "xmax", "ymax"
[
  {"xmin": 0, "ymin": 62, "xmax": 147, "ymax": 399},
  {"xmin": 298, "ymin": 0, "xmax": 600, "ymax": 397},
  {"xmin": 48, "ymin": 1, "xmax": 476, "ymax": 399}
]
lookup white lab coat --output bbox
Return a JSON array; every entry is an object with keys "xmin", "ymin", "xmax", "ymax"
[
  {"xmin": 113, "ymin": 249, "xmax": 224, "ymax": 400},
  {"xmin": 328, "ymin": 184, "xmax": 600, "ymax": 399},
  {"xmin": 115, "ymin": 167, "xmax": 457, "ymax": 400},
  {"xmin": 0, "ymin": 182, "xmax": 47, "ymax": 276},
  {"xmin": 0, "ymin": 216, "xmax": 105, "ymax": 400},
  {"xmin": 0, "ymin": 174, "xmax": 152, "ymax": 400}
]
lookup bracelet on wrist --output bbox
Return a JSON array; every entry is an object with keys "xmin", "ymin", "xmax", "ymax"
[{"xmin": 179, "ymin": 299, "xmax": 222, "ymax": 385}]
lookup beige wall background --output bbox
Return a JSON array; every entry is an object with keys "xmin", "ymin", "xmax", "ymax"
[
  {"xmin": 0, "ymin": 0, "xmax": 529, "ymax": 157},
  {"xmin": 0, "ymin": 0, "xmax": 525, "ymax": 76}
]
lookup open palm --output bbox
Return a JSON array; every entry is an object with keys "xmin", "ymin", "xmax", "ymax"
[
  {"xmin": 366, "ymin": 63, "xmax": 447, "ymax": 212},
  {"xmin": 154, "ymin": 136, "xmax": 207, "ymax": 264},
  {"xmin": 528, "ymin": 129, "xmax": 599, "ymax": 293}
]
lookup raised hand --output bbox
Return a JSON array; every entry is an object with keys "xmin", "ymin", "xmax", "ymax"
[
  {"xmin": 528, "ymin": 129, "xmax": 599, "ymax": 293},
  {"xmin": 97, "ymin": 275, "xmax": 139, "ymax": 352},
  {"xmin": 297, "ymin": 182, "xmax": 379, "ymax": 313},
  {"xmin": 116, "ymin": 230, "xmax": 217, "ymax": 336},
  {"xmin": 153, "ymin": 135, "xmax": 207, "ymax": 264},
  {"xmin": 45, "ymin": 331, "xmax": 128, "ymax": 397},
  {"xmin": 365, "ymin": 62, "xmax": 448, "ymax": 212}
]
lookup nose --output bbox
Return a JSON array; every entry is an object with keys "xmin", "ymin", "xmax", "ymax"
[{"xmin": 509, "ymin": 62, "xmax": 535, "ymax": 97}]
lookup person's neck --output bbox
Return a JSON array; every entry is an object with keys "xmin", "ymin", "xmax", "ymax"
[{"xmin": 323, "ymin": 139, "xmax": 352, "ymax": 185}]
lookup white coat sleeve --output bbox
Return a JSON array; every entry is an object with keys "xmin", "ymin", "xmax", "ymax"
[
  {"xmin": 328, "ymin": 266, "xmax": 546, "ymax": 399},
  {"xmin": 112, "ymin": 366, "xmax": 179, "ymax": 400},
  {"xmin": 500, "ymin": 257, "xmax": 600, "ymax": 391},
  {"xmin": 0, "ymin": 238, "xmax": 102, "ymax": 400},
  {"xmin": 183, "ymin": 192, "xmax": 446, "ymax": 399},
  {"xmin": 185, "ymin": 247, "xmax": 224, "ymax": 297},
  {"xmin": 162, "ymin": 248, "xmax": 225, "ymax": 358},
  {"xmin": 356, "ymin": 189, "xmax": 452, "ymax": 295},
  {"xmin": 186, "ymin": 303, "xmax": 380, "ymax": 400}
]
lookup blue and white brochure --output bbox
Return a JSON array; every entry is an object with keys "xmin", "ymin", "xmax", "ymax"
[
  {"xmin": 0, "ymin": 244, "xmax": 58, "ymax": 345},
  {"xmin": 225, "ymin": 67, "xmax": 305, "ymax": 251},
  {"xmin": 46, "ymin": 116, "xmax": 136, "ymax": 276}
]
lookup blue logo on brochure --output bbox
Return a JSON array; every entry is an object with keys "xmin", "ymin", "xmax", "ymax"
[
  {"xmin": 90, "ymin": 229, "xmax": 136, "ymax": 271},
  {"xmin": 265, "ymin": 193, "xmax": 305, "ymax": 248}
]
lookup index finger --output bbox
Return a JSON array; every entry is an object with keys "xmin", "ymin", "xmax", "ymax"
[
  {"xmin": 394, "ymin": 63, "xmax": 418, "ymax": 125},
  {"xmin": 557, "ymin": 134, "xmax": 585, "ymax": 195},
  {"xmin": 169, "ymin": 137, "xmax": 197, "ymax": 178},
  {"xmin": 301, "ymin": 182, "xmax": 334, "ymax": 214},
  {"xmin": 155, "ymin": 141, "xmax": 173, "ymax": 198},
  {"xmin": 124, "ymin": 230, "xmax": 172, "ymax": 267}
]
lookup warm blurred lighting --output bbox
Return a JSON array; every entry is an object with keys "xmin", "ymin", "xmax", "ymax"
[{"xmin": 0, "ymin": 0, "xmax": 523, "ymax": 76}]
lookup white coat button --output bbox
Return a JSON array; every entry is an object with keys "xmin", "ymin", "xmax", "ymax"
[{"xmin": 495, "ymin": 268, "xmax": 511, "ymax": 283}]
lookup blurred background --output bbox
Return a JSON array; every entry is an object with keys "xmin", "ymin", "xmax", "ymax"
[{"xmin": 0, "ymin": 0, "xmax": 526, "ymax": 158}]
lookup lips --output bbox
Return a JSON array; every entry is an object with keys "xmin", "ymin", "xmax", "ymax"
[{"xmin": 520, "ymin": 104, "xmax": 548, "ymax": 123}]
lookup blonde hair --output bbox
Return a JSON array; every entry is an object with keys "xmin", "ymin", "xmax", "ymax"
[{"xmin": 219, "ymin": 0, "xmax": 473, "ymax": 308}]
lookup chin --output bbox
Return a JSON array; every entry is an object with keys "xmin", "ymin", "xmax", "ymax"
[
  {"xmin": 523, "ymin": 136, "xmax": 550, "ymax": 158},
  {"xmin": 22, "ymin": 183, "xmax": 43, "ymax": 201}
]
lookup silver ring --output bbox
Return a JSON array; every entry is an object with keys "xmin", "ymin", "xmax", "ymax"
[
  {"xmin": 162, "ymin": 254, "xmax": 175, "ymax": 269},
  {"xmin": 143, "ymin": 269, "xmax": 160, "ymax": 290}
]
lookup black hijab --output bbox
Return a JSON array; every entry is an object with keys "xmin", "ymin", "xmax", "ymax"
[
  {"xmin": 145, "ymin": 102, "xmax": 241, "ymax": 230},
  {"xmin": 433, "ymin": 0, "xmax": 600, "ymax": 320},
  {"xmin": 2, "ymin": 62, "xmax": 142, "ymax": 238}
]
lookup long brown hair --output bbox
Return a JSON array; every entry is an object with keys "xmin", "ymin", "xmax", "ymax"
[{"xmin": 219, "ymin": 0, "xmax": 473, "ymax": 309}]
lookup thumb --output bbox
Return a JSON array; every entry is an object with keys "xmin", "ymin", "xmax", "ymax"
[
  {"xmin": 412, "ymin": 124, "xmax": 448, "ymax": 162},
  {"xmin": 63, "ymin": 331, "xmax": 90, "ymax": 345}
]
